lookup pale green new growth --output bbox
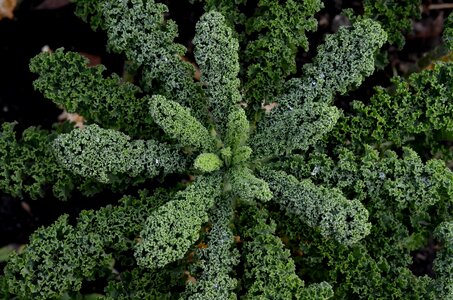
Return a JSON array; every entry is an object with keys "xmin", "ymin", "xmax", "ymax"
[
  {"xmin": 229, "ymin": 167, "xmax": 272, "ymax": 202},
  {"xmin": 194, "ymin": 153, "xmax": 223, "ymax": 172},
  {"xmin": 194, "ymin": 11, "xmax": 241, "ymax": 132},
  {"xmin": 225, "ymin": 107, "xmax": 249, "ymax": 151},
  {"xmin": 232, "ymin": 146, "xmax": 252, "ymax": 165},
  {"xmin": 53, "ymin": 124, "xmax": 184, "ymax": 183},
  {"xmin": 135, "ymin": 175, "xmax": 221, "ymax": 269},
  {"xmin": 262, "ymin": 170, "xmax": 371, "ymax": 245},
  {"xmin": 150, "ymin": 95, "xmax": 216, "ymax": 152}
]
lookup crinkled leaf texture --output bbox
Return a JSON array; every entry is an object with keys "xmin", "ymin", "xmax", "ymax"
[
  {"xmin": 2, "ymin": 1, "xmax": 451, "ymax": 299},
  {"xmin": 135, "ymin": 175, "xmax": 221, "ymax": 269}
]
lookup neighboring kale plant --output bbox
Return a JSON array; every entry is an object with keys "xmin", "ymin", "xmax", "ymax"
[
  {"xmin": 362, "ymin": 0, "xmax": 421, "ymax": 48},
  {"xmin": 0, "ymin": 1, "xmax": 452, "ymax": 299}
]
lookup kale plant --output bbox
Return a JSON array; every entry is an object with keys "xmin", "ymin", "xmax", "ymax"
[{"xmin": 0, "ymin": 0, "xmax": 452, "ymax": 299}]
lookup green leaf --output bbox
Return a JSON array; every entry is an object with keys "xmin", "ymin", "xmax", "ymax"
[
  {"xmin": 194, "ymin": 153, "xmax": 223, "ymax": 172},
  {"xmin": 150, "ymin": 95, "xmax": 216, "ymax": 152}
]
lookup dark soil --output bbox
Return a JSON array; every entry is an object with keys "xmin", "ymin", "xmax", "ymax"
[{"xmin": 0, "ymin": 0, "xmax": 450, "ymax": 281}]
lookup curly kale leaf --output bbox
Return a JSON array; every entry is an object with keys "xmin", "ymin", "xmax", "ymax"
[
  {"xmin": 240, "ymin": 205, "xmax": 333, "ymax": 299},
  {"xmin": 182, "ymin": 196, "xmax": 239, "ymax": 300},
  {"xmin": 4, "ymin": 215, "xmax": 112, "ymax": 299},
  {"xmin": 73, "ymin": 0, "xmax": 106, "ymax": 30},
  {"xmin": 430, "ymin": 222, "xmax": 453, "ymax": 298},
  {"xmin": 225, "ymin": 107, "xmax": 249, "ymax": 152},
  {"xmin": 82, "ymin": 0, "xmax": 206, "ymax": 118},
  {"xmin": 3, "ymin": 190, "xmax": 169, "ymax": 299},
  {"xmin": 194, "ymin": 153, "xmax": 223, "ymax": 173},
  {"xmin": 198, "ymin": 0, "xmax": 322, "ymax": 104},
  {"xmin": 53, "ymin": 124, "xmax": 185, "ymax": 184},
  {"xmin": 194, "ymin": 11, "xmax": 241, "ymax": 133},
  {"xmin": 228, "ymin": 166, "xmax": 272, "ymax": 202},
  {"xmin": 242, "ymin": 0, "xmax": 322, "ymax": 104},
  {"xmin": 251, "ymin": 19, "xmax": 386, "ymax": 157},
  {"xmin": 335, "ymin": 62, "xmax": 453, "ymax": 153},
  {"xmin": 261, "ymin": 169, "xmax": 371, "ymax": 245},
  {"xmin": 363, "ymin": 0, "xmax": 421, "ymax": 48},
  {"xmin": 0, "ymin": 123, "xmax": 74, "ymax": 200},
  {"xmin": 281, "ymin": 18, "xmax": 387, "ymax": 107},
  {"xmin": 150, "ymin": 95, "xmax": 217, "ymax": 152},
  {"xmin": 102, "ymin": 0, "xmax": 180, "ymax": 67},
  {"xmin": 135, "ymin": 175, "xmax": 222, "ymax": 269},
  {"xmin": 251, "ymin": 101, "xmax": 340, "ymax": 157},
  {"xmin": 30, "ymin": 49, "xmax": 153, "ymax": 138},
  {"xmin": 280, "ymin": 146, "xmax": 453, "ymax": 235}
]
